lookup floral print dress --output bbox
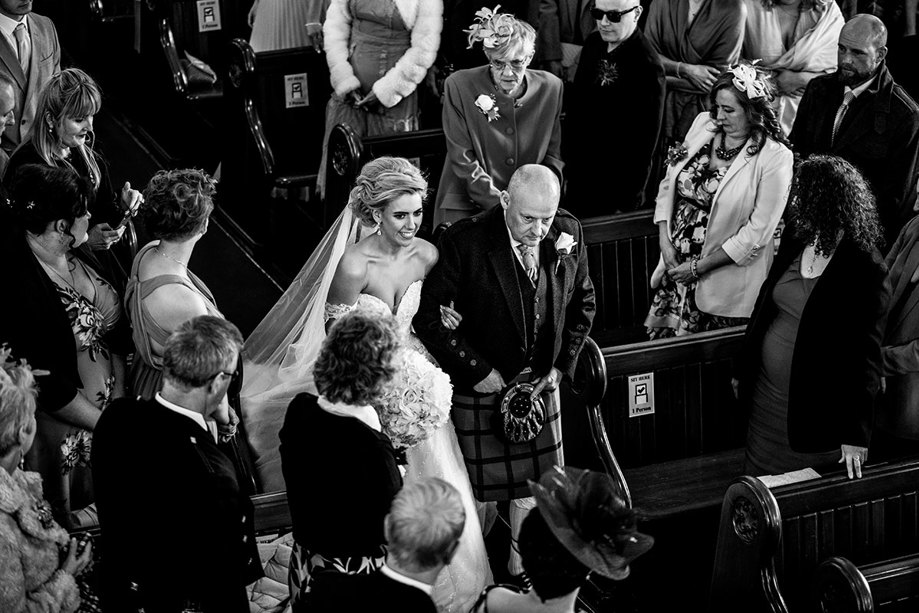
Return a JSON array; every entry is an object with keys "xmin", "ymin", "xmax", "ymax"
[
  {"xmin": 645, "ymin": 143, "xmax": 750, "ymax": 338},
  {"xmin": 26, "ymin": 257, "xmax": 123, "ymax": 527}
]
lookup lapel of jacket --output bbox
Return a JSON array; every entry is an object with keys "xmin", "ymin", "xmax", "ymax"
[
  {"xmin": 0, "ymin": 32, "xmax": 25, "ymax": 89},
  {"xmin": 486, "ymin": 210, "xmax": 527, "ymax": 344},
  {"xmin": 541, "ymin": 223, "xmax": 564, "ymax": 333},
  {"xmin": 890, "ymin": 239, "xmax": 919, "ymax": 332}
]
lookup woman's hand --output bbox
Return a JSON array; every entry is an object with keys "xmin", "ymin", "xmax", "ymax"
[
  {"xmin": 440, "ymin": 301, "xmax": 462, "ymax": 330},
  {"xmin": 247, "ymin": 0, "xmax": 259, "ymax": 27},
  {"xmin": 667, "ymin": 260, "xmax": 696, "ymax": 285},
  {"xmin": 682, "ymin": 63, "xmax": 720, "ymax": 92},
  {"xmin": 87, "ymin": 223, "xmax": 125, "ymax": 251},
  {"xmin": 120, "ymin": 181, "xmax": 144, "ymax": 215},
  {"xmin": 59, "ymin": 538, "xmax": 92, "ymax": 577},
  {"xmin": 839, "ymin": 444, "xmax": 868, "ymax": 479}
]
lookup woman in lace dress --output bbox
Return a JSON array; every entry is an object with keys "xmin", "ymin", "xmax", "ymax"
[{"xmin": 242, "ymin": 157, "xmax": 491, "ymax": 612}]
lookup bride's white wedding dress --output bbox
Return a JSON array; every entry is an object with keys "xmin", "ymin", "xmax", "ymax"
[{"xmin": 339, "ymin": 280, "xmax": 492, "ymax": 612}]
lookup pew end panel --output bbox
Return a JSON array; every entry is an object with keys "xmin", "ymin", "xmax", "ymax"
[{"xmin": 710, "ymin": 476, "xmax": 786, "ymax": 613}]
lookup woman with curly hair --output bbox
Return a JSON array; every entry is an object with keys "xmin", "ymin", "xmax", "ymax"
[
  {"xmin": 646, "ymin": 63, "xmax": 794, "ymax": 338},
  {"xmin": 124, "ymin": 168, "xmax": 223, "ymax": 400},
  {"xmin": 243, "ymin": 156, "xmax": 490, "ymax": 611},
  {"xmin": 736, "ymin": 154, "xmax": 890, "ymax": 479}
]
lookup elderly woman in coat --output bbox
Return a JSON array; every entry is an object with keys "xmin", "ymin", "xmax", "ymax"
[{"xmin": 433, "ymin": 7, "xmax": 564, "ymax": 226}]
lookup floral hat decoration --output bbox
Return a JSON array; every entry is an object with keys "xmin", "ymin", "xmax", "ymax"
[
  {"xmin": 729, "ymin": 61, "xmax": 769, "ymax": 101},
  {"xmin": 464, "ymin": 5, "xmax": 517, "ymax": 50},
  {"xmin": 530, "ymin": 466, "xmax": 654, "ymax": 580}
]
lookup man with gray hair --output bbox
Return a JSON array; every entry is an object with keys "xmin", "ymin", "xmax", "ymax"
[
  {"xmin": 416, "ymin": 164, "xmax": 595, "ymax": 580},
  {"xmin": 92, "ymin": 315, "xmax": 261, "ymax": 613},
  {"xmin": 308, "ymin": 477, "xmax": 466, "ymax": 612}
]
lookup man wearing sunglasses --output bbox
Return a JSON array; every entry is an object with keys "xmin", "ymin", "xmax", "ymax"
[
  {"xmin": 92, "ymin": 316, "xmax": 262, "ymax": 613},
  {"xmin": 564, "ymin": 0, "xmax": 665, "ymax": 215}
]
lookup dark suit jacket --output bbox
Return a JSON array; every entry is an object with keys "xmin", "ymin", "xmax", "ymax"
[
  {"xmin": 0, "ymin": 13, "xmax": 60, "ymax": 153},
  {"xmin": 565, "ymin": 29, "xmax": 665, "ymax": 214},
  {"xmin": 877, "ymin": 215, "xmax": 919, "ymax": 439},
  {"xmin": 790, "ymin": 64, "xmax": 919, "ymax": 242},
  {"xmin": 92, "ymin": 397, "xmax": 262, "ymax": 613},
  {"xmin": 279, "ymin": 393, "xmax": 402, "ymax": 558},
  {"xmin": 306, "ymin": 569, "xmax": 437, "ymax": 613},
  {"xmin": 414, "ymin": 206, "xmax": 596, "ymax": 391},
  {"xmin": 738, "ymin": 234, "xmax": 890, "ymax": 452}
]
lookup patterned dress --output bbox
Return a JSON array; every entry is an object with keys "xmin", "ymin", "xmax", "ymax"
[
  {"xmin": 645, "ymin": 143, "xmax": 750, "ymax": 338},
  {"xmin": 25, "ymin": 257, "xmax": 123, "ymax": 527}
]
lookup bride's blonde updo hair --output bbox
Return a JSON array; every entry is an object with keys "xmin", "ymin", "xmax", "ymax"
[{"xmin": 348, "ymin": 157, "xmax": 428, "ymax": 226}]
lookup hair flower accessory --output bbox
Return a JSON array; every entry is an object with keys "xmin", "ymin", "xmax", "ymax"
[
  {"xmin": 555, "ymin": 232, "xmax": 578, "ymax": 273},
  {"xmin": 475, "ymin": 93, "xmax": 500, "ymax": 122},
  {"xmin": 465, "ymin": 5, "xmax": 516, "ymax": 49},
  {"xmin": 729, "ymin": 62, "xmax": 767, "ymax": 100}
]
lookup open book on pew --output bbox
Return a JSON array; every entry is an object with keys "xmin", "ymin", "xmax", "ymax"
[{"xmin": 755, "ymin": 467, "xmax": 821, "ymax": 488}]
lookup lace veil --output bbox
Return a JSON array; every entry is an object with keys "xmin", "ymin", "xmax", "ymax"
[{"xmin": 240, "ymin": 205, "xmax": 371, "ymax": 492}]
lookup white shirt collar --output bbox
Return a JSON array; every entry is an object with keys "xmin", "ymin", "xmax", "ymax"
[
  {"xmin": 155, "ymin": 392, "xmax": 210, "ymax": 435},
  {"xmin": 380, "ymin": 564, "xmax": 434, "ymax": 595},
  {"xmin": 317, "ymin": 396, "xmax": 381, "ymax": 432},
  {"xmin": 0, "ymin": 12, "xmax": 27, "ymax": 40},
  {"xmin": 845, "ymin": 74, "xmax": 876, "ymax": 99},
  {"xmin": 504, "ymin": 210, "xmax": 540, "ymax": 267}
]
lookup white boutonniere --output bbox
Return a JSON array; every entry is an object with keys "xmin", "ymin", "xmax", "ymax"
[
  {"xmin": 554, "ymin": 232, "xmax": 577, "ymax": 273},
  {"xmin": 475, "ymin": 93, "xmax": 500, "ymax": 122}
]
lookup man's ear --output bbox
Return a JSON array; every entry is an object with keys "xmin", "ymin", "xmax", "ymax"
[{"xmin": 499, "ymin": 191, "xmax": 510, "ymax": 210}]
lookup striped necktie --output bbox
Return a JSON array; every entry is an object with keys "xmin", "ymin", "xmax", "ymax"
[{"xmin": 831, "ymin": 90, "xmax": 855, "ymax": 147}]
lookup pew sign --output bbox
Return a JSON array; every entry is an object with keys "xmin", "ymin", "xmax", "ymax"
[
  {"xmin": 628, "ymin": 373, "xmax": 655, "ymax": 418},
  {"xmin": 197, "ymin": 0, "xmax": 222, "ymax": 32},
  {"xmin": 285, "ymin": 74, "xmax": 309, "ymax": 108}
]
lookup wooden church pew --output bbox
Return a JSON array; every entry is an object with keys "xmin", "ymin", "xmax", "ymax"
[{"xmin": 710, "ymin": 461, "xmax": 919, "ymax": 612}]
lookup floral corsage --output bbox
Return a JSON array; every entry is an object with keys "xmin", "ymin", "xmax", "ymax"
[
  {"xmin": 475, "ymin": 93, "xmax": 500, "ymax": 122},
  {"xmin": 665, "ymin": 143, "xmax": 688, "ymax": 166},
  {"xmin": 555, "ymin": 232, "xmax": 578, "ymax": 273},
  {"xmin": 377, "ymin": 350, "xmax": 452, "ymax": 450}
]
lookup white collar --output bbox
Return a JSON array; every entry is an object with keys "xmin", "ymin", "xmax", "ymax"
[
  {"xmin": 380, "ymin": 564, "xmax": 434, "ymax": 596},
  {"xmin": 155, "ymin": 393, "xmax": 210, "ymax": 435},
  {"xmin": 316, "ymin": 396, "xmax": 381, "ymax": 432},
  {"xmin": 845, "ymin": 74, "xmax": 876, "ymax": 99},
  {"xmin": 0, "ymin": 13, "xmax": 27, "ymax": 39}
]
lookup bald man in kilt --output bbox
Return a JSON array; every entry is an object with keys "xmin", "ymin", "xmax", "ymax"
[{"xmin": 414, "ymin": 164, "xmax": 595, "ymax": 577}]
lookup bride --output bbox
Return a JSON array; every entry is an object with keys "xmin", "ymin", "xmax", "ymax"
[{"xmin": 240, "ymin": 156, "xmax": 491, "ymax": 611}]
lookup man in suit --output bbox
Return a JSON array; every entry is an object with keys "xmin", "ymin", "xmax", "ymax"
[
  {"xmin": 92, "ymin": 316, "xmax": 262, "ymax": 613},
  {"xmin": 0, "ymin": 0, "xmax": 60, "ymax": 159},
  {"xmin": 790, "ymin": 14, "xmax": 919, "ymax": 244},
  {"xmin": 415, "ymin": 164, "xmax": 595, "ymax": 578},
  {"xmin": 875, "ymin": 214, "xmax": 919, "ymax": 459},
  {"xmin": 308, "ymin": 477, "xmax": 466, "ymax": 613}
]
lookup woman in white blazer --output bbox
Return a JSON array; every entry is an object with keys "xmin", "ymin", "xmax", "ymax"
[
  {"xmin": 317, "ymin": 0, "xmax": 442, "ymax": 196},
  {"xmin": 646, "ymin": 63, "xmax": 793, "ymax": 338}
]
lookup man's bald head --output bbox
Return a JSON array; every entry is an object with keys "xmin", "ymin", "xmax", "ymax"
[{"xmin": 838, "ymin": 14, "xmax": 888, "ymax": 87}]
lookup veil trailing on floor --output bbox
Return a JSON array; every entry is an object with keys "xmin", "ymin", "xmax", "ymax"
[{"xmin": 240, "ymin": 206, "xmax": 372, "ymax": 492}]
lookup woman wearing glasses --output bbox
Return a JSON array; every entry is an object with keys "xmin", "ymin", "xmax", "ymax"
[
  {"xmin": 124, "ymin": 169, "xmax": 225, "ymax": 401},
  {"xmin": 317, "ymin": 0, "xmax": 443, "ymax": 197},
  {"xmin": 433, "ymin": 8, "xmax": 564, "ymax": 226}
]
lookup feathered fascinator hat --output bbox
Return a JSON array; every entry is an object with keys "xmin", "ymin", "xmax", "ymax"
[
  {"xmin": 530, "ymin": 466, "xmax": 654, "ymax": 580},
  {"xmin": 464, "ymin": 5, "xmax": 518, "ymax": 50}
]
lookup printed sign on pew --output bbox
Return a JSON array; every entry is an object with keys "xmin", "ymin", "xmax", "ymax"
[{"xmin": 628, "ymin": 373, "xmax": 654, "ymax": 418}]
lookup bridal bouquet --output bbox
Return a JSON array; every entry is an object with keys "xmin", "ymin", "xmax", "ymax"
[{"xmin": 378, "ymin": 349, "xmax": 453, "ymax": 450}]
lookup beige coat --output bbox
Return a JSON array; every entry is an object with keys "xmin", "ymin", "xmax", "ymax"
[{"xmin": 652, "ymin": 111, "xmax": 793, "ymax": 318}]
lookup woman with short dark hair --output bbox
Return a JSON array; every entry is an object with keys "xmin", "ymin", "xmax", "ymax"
[
  {"xmin": 738, "ymin": 154, "xmax": 890, "ymax": 479},
  {"xmin": 279, "ymin": 311, "xmax": 403, "ymax": 609},
  {"xmin": 0, "ymin": 163, "xmax": 131, "ymax": 528},
  {"xmin": 124, "ymin": 168, "xmax": 222, "ymax": 399}
]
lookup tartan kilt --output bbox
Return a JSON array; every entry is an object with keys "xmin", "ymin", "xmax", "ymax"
[{"xmin": 451, "ymin": 387, "xmax": 563, "ymax": 501}]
